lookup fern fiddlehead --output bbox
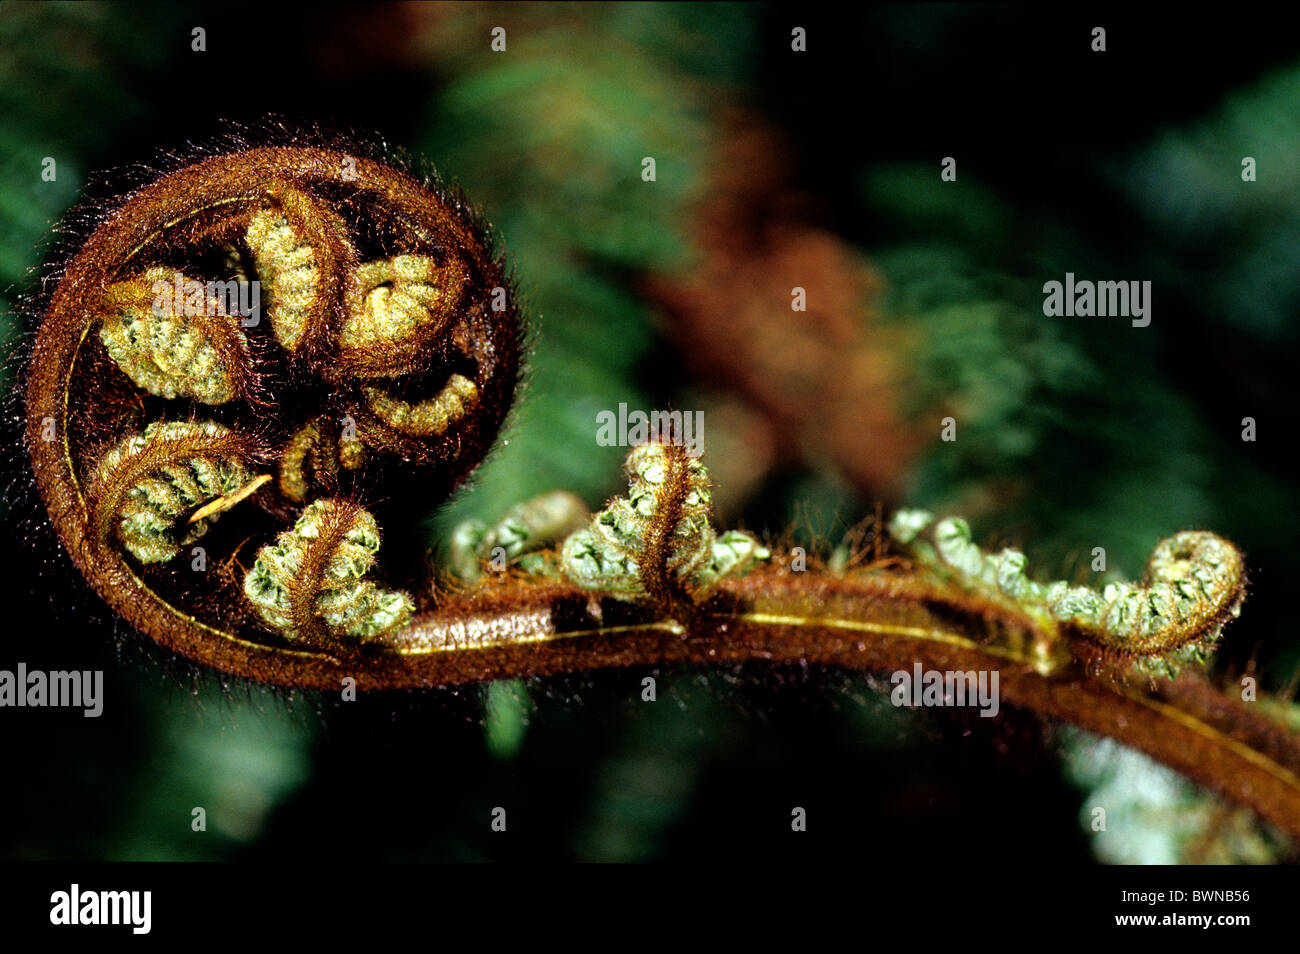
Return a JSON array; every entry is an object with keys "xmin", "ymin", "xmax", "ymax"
[
  {"xmin": 24, "ymin": 128, "xmax": 521, "ymax": 667},
  {"xmin": 93, "ymin": 420, "xmax": 253, "ymax": 565},
  {"xmin": 18, "ymin": 127, "xmax": 1300, "ymax": 842},
  {"xmin": 244, "ymin": 498, "xmax": 414, "ymax": 649},
  {"xmin": 889, "ymin": 510, "xmax": 1247, "ymax": 672},
  {"xmin": 559, "ymin": 442, "xmax": 770, "ymax": 603}
]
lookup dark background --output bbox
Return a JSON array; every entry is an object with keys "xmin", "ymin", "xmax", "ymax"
[{"xmin": 1, "ymin": 2, "xmax": 1297, "ymax": 862}]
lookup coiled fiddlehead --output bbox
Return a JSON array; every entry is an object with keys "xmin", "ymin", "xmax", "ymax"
[
  {"xmin": 23, "ymin": 127, "xmax": 521, "ymax": 667},
  {"xmin": 97, "ymin": 267, "xmax": 254, "ymax": 404},
  {"xmin": 243, "ymin": 498, "xmax": 413, "ymax": 649},
  {"xmin": 888, "ymin": 509, "xmax": 1247, "ymax": 671},
  {"xmin": 560, "ymin": 442, "xmax": 769, "ymax": 603},
  {"xmin": 92, "ymin": 420, "xmax": 253, "ymax": 564}
]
